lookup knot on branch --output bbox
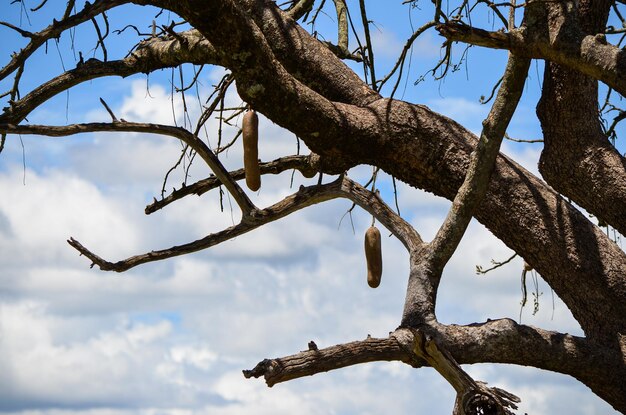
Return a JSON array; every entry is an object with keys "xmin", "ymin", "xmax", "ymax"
[
  {"xmin": 242, "ymin": 358, "xmax": 281, "ymax": 383},
  {"xmin": 455, "ymin": 384, "xmax": 520, "ymax": 415}
]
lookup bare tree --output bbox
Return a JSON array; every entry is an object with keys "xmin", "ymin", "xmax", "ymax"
[{"xmin": 1, "ymin": 0, "xmax": 625, "ymax": 413}]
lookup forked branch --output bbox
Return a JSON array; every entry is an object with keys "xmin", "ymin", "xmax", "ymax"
[
  {"xmin": 93, "ymin": 172, "xmax": 419, "ymax": 271},
  {"xmin": 71, "ymin": 173, "xmax": 422, "ymax": 271},
  {"xmin": 0, "ymin": 117, "xmax": 421, "ymax": 272}
]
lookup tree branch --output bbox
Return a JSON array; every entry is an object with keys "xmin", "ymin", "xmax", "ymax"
[
  {"xmin": 241, "ymin": 0, "xmax": 380, "ymax": 106},
  {"xmin": 436, "ymin": 21, "xmax": 626, "ymax": 98},
  {"xmin": 286, "ymin": 0, "xmax": 315, "ymax": 20},
  {"xmin": 409, "ymin": 328, "xmax": 519, "ymax": 414},
  {"xmin": 244, "ymin": 317, "xmax": 626, "ymax": 410},
  {"xmin": 0, "ymin": 122, "xmax": 254, "ymax": 213},
  {"xmin": 243, "ymin": 327, "xmax": 521, "ymax": 414},
  {"xmin": 332, "ymin": 0, "xmax": 349, "ymax": 54},
  {"xmin": 537, "ymin": 62, "xmax": 626, "ymax": 236},
  {"xmin": 0, "ymin": 122, "xmax": 420, "ymax": 271},
  {"xmin": 0, "ymin": 0, "xmax": 132, "ymax": 83},
  {"xmin": 145, "ymin": 154, "xmax": 320, "ymax": 214},
  {"xmin": 401, "ymin": 55, "xmax": 530, "ymax": 326},
  {"xmin": 438, "ymin": 320, "xmax": 626, "ymax": 410},
  {"xmin": 429, "ymin": 55, "xmax": 530, "ymax": 271},
  {"xmin": 157, "ymin": 0, "xmax": 626, "ymax": 341},
  {"xmin": 243, "ymin": 331, "xmax": 420, "ymax": 387},
  {"xmin": 71, "ymin": 173, "xmax": 422, "ymax": 271},
  {"xmin": 1, "ymin": 29, "xmax": 221, "ymax": 124}
]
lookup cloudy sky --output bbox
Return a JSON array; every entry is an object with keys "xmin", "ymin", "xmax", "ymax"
[{"xmin": 0, "ymin": 1, "xmax": 624, "ymax": 414}]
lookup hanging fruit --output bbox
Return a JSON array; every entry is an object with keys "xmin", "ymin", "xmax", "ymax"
[
  {"xmin": 364, "ymin": 225, "xmax": 382, "ymax": 288},
  {"xmin": 242, "ymin": 109, "xmax": 261, "ymax": 191}
]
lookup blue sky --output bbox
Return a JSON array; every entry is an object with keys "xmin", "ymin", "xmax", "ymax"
[{"xmin": 0, "ymin": 1, "xmax": 623, "ymax": 414}]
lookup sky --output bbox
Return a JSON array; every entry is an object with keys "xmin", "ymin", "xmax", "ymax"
[{"xmin": 0, "ymin": 1, "xmax": 624, "ymax": 414}]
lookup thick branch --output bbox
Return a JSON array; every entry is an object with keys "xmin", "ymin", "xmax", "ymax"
[
  {"xmin": 243, "ymin": 327, "xmax": 520, "ymax": 414},
  {"xmin": 244, "ymin": 318, "xmax": 626, "ymax": 410},
  {"xmin": 241, "ymin": 0, "xmax": 380, "ymax": 106},
  {"xmin": 243, "ymin": 333, "xmax": 419, "ymax": 387},
  {"xmin": 157, "ymin": 0, "xmax": 626, "ymax": 342},
  {"xmin": 537, "ymin": 63, "xmax": 626, "ymax": 236},
  {"xmin": 438, "ymin": 320, "xmax": 626, "ymax": 412}
]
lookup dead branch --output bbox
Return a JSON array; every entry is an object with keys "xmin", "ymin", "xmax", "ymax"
[
  {"xmin": 1, "ymin": 119, "xmax": 423, "ymax": 269},
  {"xmin": 243, "ymin": 331, "xmax": 420, "ymax": 387},
  {"xmin": 243, "ymin": 327, "xmax": 519, "ymax": 413},
  {"xmin": 68, "ymin": 173, "xmax": 422, "ymax": 271},
  {"xmin": 408, "ymin": 328, "xmax": 519, "ymax": 414}
]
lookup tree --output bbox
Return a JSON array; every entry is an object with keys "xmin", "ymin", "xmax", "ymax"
[{"xmin": 1, "ymin": 0, "xmax": 625, "ymax": 413}]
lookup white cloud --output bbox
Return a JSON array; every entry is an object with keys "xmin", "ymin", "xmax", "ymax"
[
  {"xmin": 0, "ymin": 302, "xmax": 175, "ymax": 408},
  {"xmin": 0, "ymin": 168, "xmax": 139, "ymax": 265}
]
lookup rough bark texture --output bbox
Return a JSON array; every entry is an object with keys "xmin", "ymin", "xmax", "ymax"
[{"xmin": 2, "ymin": 0, "xmax": 626, "ymax": 412}]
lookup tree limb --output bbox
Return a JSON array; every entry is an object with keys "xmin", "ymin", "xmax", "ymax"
[
  {"xmin": 0, "ymin": 122, "xmax": 254, "ymax": 213},
  {"xmin": 429, "ymin": 55, "xmax": 530, "ymax": 273},
  {"xmin": 243, "ymin": 332, "xmax": 420, "ymax": 387},
  {"xmin": 0, "ymin": 0, "xmax": 132, "ymax": 83},
  {"xmin": 244, "ymin": 320, "xmax": 626, "ymax": 411},
  {"xmin": 153, "ymin": 0, "xmax": 626, "ymax": 342},
  {"xmin": 401, "ymin": 55, "xmax": 530, "ymax": 325},
  {"xmin": 286, "ymin": 0, "xmax": 315, "ymax": 20},
  {"xmin": 145, "ymin": 154, "xmax": 320, "ymax": 214},
  {"xmin": 409, "ymin": 328, "xmax": 519, "ymax": 414},
  {"xmin": 436, "ymin": 21, "xmax": 626, "ymax": 98},
  {"xmin": 71, "ymin": 173, "xmax": 422, "ymax": 271},
  {"xmin": 0, "ymin": 118, "xmax": 421, "ymax": 271},
  {"xmin": 1, "ymin": 29, "xmax": 221, "ymax": 124},
  {"xmin": 438, "ymin": 320, "xmax": 626, "ymax": 411}
]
